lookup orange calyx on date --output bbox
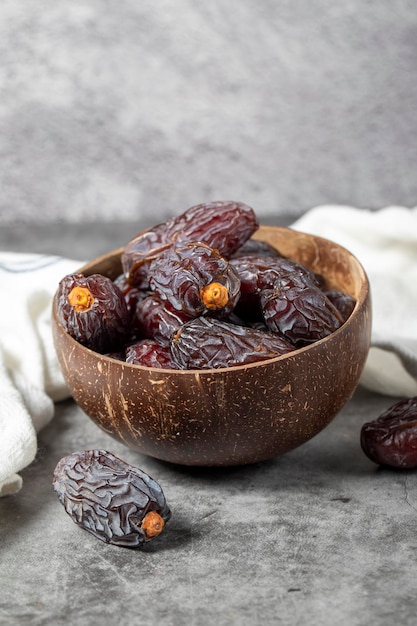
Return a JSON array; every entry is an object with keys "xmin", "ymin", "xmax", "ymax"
[
  {"xmin": 140, "ymin": 510, "xmax": 166, "ymax": 538},
  {"xmin": 68, "ymin": 286, "xmax": 94, "ymax": 312},
  {"xmin": 200, "ymin": 281, "xmax": 229, "ymax": 310}
]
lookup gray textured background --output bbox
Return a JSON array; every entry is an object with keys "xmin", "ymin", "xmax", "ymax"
[{"xmin": 1, "ymin": 1, "xmax": 417, "ymax": 224}]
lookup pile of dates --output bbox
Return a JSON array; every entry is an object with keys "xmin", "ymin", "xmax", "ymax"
[{"xmin": 56, "ymin": 201, "xmax": 356, "ymax": 369}]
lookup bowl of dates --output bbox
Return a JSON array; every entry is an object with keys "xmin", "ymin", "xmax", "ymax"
[{"xmin": 52, "ymin": 201, "xmax": 371, "ymax": 467}]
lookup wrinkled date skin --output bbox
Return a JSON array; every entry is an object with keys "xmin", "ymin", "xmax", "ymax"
[
  {"xmin": 261, "ymin": 274, "xmax": 343, "ymax": 347},
  {"xmin": 56, "ymin": 273, "xmax": 130, "ymax": 353},
  {"xmin": 134, "ymin": 292, "xmax": 193, "ymax": 342},
  {"xmin": 149, "ymin": 242, "xmax": 241, "ymax": 317},
  {"xmin": 121, "ymin": 201, "xmax": 258, "ymax": 287},
  {"xmin": 126, "ymin": 339, "xmax": 179, "ymax": 369},
  {"xmin": 53, "ymin": 450, "xmax": 171, "ymax": 547},
  {"xmin": 171, "ymin": 317, "xmax": 295, "ymax": 369},
  {"xmin": 230, "ymin": 255, "xmax": 325, "ymax": 320},
  {"xmin": 113, "ymin": 273, "xmax": 147, "ymax": 315},
  {"xmin": 324, "ymin": 289, "xmax": 356, "ymax": 323},
  {"xmin": 361, "ymin": 397, "xmax": 417, "ymax": 468},
  {"xmin": 230, "ymin": 238, "xmax": 282, "ymax": 259}
]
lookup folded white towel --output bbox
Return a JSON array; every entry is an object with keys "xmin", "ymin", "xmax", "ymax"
[
  {"xmin": 0, "ymin": 254, "xmax": 80, "ymax": 496},
  {"xmin": 292, "ymin": 205, "xmax": 417, "ymax": 398}
]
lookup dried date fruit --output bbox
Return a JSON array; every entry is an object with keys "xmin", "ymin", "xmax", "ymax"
[
  {"xmin": 230, "ymin": 238, "xmax": 282, "ymax": 259},
  {"xmin": 120, "ymin": 222, "xmax": 174, "ymax": 289},
  {"xmin": 171, "ymin": 200, "xmax": 258, "ymax": 257},
  {"xmin": 121, "ymin": 201, "xmax": 258, "ymax": 287},
  {"xmin": 149, "ymin": 242, "xmax": 241, "ymax": 317},
  {"xmin": 361, "ymin": 397, "xmax": 417, "ymax": 468},
  {"xmin": 126, "ymin": 339, "xmax": 179, "ymax": 369},
  {"xmin": 171, "ymin": 317, "xmax": 295, "ymax": 369},
  {"xmin": 53, "ymin": 449, "xmax": 171, "ymax": 548},
  {"xmin": 230, "ymin": 255, "xmax": 323, "ymax": 305},
  {"xmin": 56, "ymin": 273, "xmax": 130, "ymax": 353},
  {"xmin": 324, "ymin": 289, "xmax": 356, "ymax": 322},
  {"xmin": 261, "ymin": 274, "xmax": 343, "ymax": 347},
  {"xmin": 113, "ymin": 272, "xmax": 147, "ymax": 315},
  {"xmin": 134, "ymin": 292, "xmax": 193, "ymax": 342}
]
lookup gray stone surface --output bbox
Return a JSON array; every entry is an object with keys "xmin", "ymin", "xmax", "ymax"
[
  {"xmin": 1, "ymin": 222, "xmax": 417, "ymax": 625},
  {"xmin": 1, "ymin": 2, "xmax": 417, "ymax": 224},
  {"xmin": 3, "ymin": 388, "xmax": 415, "ymax": 626}
]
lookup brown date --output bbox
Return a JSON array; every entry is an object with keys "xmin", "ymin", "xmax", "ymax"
[
  {"xmin": 113, "ymin": 272, "xmax": 146, "ymax": 315},
  {"xmin": 56, "ymin": 273, "xmax": 130, "ymax": 353},
  {"xmin": 149, "ymin": 242, "xmax": 241, "ymax": 317},
  {"xmin": 121, "ymin": 201, "xmax": 258, "ymax": 287},
  {"xmin": 361, "ymin": 397, "xmax": 417, "ymax": 468},
  {"xmin": 230, "ymin": 254, "xmax": 324, "ymax": 318},
  {"xmin": 170, "ymin": 317, "xmax": 295, "ymax": 369},
  {"xmin": 230, "ymin": 239, "xmax": 282, "ymax": 259},
  {"xmin": 134, "ymin": 292, "xmax": 193, "ymax": 342},
  {"xmin": 261, "ymin": 273, "xmax": 343, "ymax": 347},
  {"xmin": 324, "ymin": 289, "xmax": 356, "ymax": 323},
  {"xmin": 53, "ymin": 450, "xmax": 171, "ymax": 548},
  {"xmin": 126, "ymin": 339, "xmax": 179, "ymax": 369}
]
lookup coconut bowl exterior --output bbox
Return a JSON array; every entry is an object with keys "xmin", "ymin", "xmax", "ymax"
[{"xmin": 52, "ymin": 225, "xmax": 371, "ymax": 467}]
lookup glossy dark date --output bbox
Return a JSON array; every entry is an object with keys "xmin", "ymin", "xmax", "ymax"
[
  {"xmin": 230, "ymin": 255, "xmax": 324, "ymax": 311},
  {"xmin": 230, "ymin": 238, "xmax": 282, "ymax": 259},
  {"xmin": 149, "ymin": 242, "xmax": 241, "ymax": 317},
  {"xmin": 361, "ymin": 397, "xmax": 417, "ymax": 468},
  {"xmin": 126, "ymin": 339, "xmax": 179, "ymax": 369},
  {"xmin": 261, "ymin": 274, "xmax": 343, "ymax": 347},
  {"xmin": 134, "ymin": 292, "xmax": 193, "ymax": 342},
  {"xmin": 53, "ymin": 450, "xmax": 171, "ymax": 547},
  {"xmin": 121, "ymin": 201, "xmax": 258, "ymax": 287},
  {"xmin": 324, "ymin": 289, "xmax": 356, "ymax": 322},
  {"xmin": 113, "ymin": 272, "xmax": 146, "ymax": 315},
  {"xmin": 56, "ymin": 273, "xmax": 130, "ymax": 353},
  {"xmin": 171, "ymin": 317, "xmax": 295, "ymax": 369}
]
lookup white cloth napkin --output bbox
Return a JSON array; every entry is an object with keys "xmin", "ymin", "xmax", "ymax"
[
  {"xmin": 0, "ymin": 253, "xmax": 80, "ymax": 497},
  {"xmin": 292, "ymin": 205, "xmax": 417, "ymax": 398}
]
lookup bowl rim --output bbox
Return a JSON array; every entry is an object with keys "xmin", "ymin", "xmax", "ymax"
[{"xmin": 52, "ymin": 225, "xmax": 370, "ymax": 375}]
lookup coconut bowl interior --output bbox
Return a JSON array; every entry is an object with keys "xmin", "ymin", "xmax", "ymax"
[{"xmin": 52, "ymin": 225, "xmax": 371, "ymax": 467}]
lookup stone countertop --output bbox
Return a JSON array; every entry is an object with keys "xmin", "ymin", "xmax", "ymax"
[{"xmin": 1, "ymin": 222, "xmax": 416, "ymax": 626}]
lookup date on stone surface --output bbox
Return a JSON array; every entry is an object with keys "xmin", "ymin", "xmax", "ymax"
[
  {"xmin": 53, "ymin": 450, "xmax": 171, "ymax": 548},
  {"xmin": 361, "ymin": 396, "xmax": 417, "ymax": 469}
]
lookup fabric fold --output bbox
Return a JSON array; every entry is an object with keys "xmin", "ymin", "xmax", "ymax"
[{"xmin": 0, "ymin": 253, "xmax": 80, "ymax": 496}]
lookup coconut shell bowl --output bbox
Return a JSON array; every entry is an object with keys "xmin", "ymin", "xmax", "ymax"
[{"xmin": 52, "ymin": 225, "xmax": 371, "ymax": 467}]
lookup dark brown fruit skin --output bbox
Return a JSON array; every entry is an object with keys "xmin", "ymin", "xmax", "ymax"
[
  {"xmin": 126, "ymin": 339, "xmax": 179, "ymax": 369},
  {"xmin": 121, "ymin": 201, "xmax": 258, "ymax": 287},
  {"xmin": 324, "ymin": 289, "xmax": 356, "ymax": 323},
  {"xmin": 230, "ymin": 255, "xmax": 324, "ymax": 310},
  {"xmin": 149, "ymin": 242, "xmax": 241, "ymax": 317},
  {"xmin": 261, "ymin": 274, "xmax": 343, "ymax": 347},
  {"xmin": 134, "ymin": 292, "xmax": 193, "ymax": 342},
  {"xmin": 171, "ymin": 317, "xmax": 295, "ymax": 369},
  {"xmin": 56, "ymin": 273, "xmax": 130, "ymax": 353},
  {"xmin": 120, "ymin": 223, "xmax": 173, "ymax": 289},
  {"xmin": 229, "ymin": 238, "xmax": 282, "ymax": 259},
  {"xmin": 113, "ymin": 273, "xmax": 146, "ymax": 315},
  {"xmin": 52, "ymin": 450, "xmax": 171, "ymax": 548},
  {"xmin": 361, "ymin": 397, "xmax": 417, "ymax": 468}
]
